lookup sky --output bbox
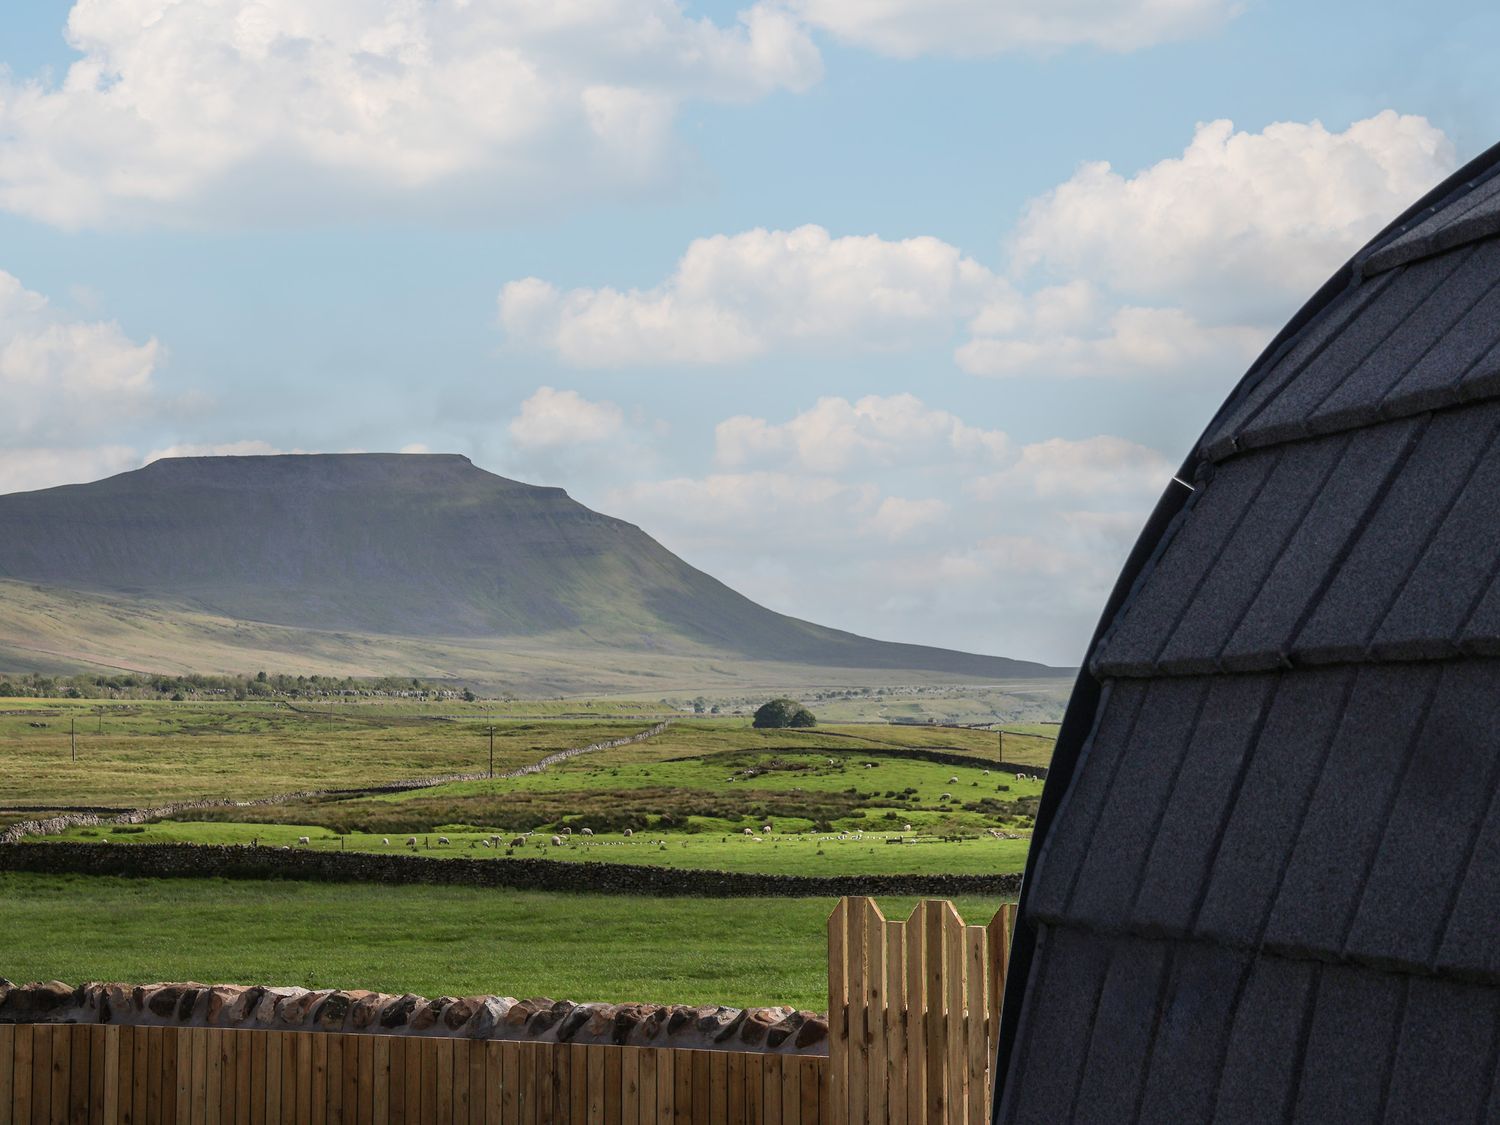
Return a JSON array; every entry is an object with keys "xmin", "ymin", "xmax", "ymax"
[{"xmin": 1, "ymin": 1, "xmax": 1497, "ymax": 666}]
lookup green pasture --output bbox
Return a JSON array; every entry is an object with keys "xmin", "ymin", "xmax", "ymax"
[{"xmin": 0, "ymin": 873, "xmax": 1010, "ymax": 1011}]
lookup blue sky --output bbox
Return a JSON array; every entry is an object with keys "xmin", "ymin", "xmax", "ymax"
[{"xmin": 1, "ymin": 0, "xmax": 1496, "ymax": 665}]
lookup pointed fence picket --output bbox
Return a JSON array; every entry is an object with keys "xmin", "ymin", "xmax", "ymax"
[{"xmin": 827, "ymin": 897, "xmax": 1017, "ymax": 1125}]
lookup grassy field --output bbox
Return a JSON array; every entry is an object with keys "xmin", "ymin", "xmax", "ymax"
[{"xmin": 0, "ymin": 873, "xmax": 1010, "ymax": 1011}]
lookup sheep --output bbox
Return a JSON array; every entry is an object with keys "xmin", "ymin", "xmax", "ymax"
[
  {"xmin": 761, "ymin": 824, "xmax": 772, "ymax": 834},
  {"xmin": 948, "ymin": 776, "xmax": 959, "ymax": 784},
  {"xmin": 562, "ymin": 827, "xmax": 573, "ymax": 836},
  {"xmin": 381, "ymin": 837, "xmax": 390, "ymax": 846},
  {"xmin": 903, "ymin": 824, "xmax": 913, "ymax": 832},
  {"xmin": 481, "ymin": 838, "xmax": 493, "ymax": 848},
  {"xmin": 406, "ymin": 837, "xmax": 417, "ymax": 847},
  {"xmin": 297, "ymin": 836, "xmax": 310, "ymax": 845},
  {"xmin": 581, "ymin": 828, "xmax": 594, "ymax": 837},
  {"xmin": 550, "ymin": 835, "xmax": 564, "ymax": 846},
  {"xmin": 510, "ymin": 837, "xmax": 526, "ymax": 847},
  {"xmin": 623, "ymin": 829, "xmax": 633, "ymax": 838},
  {"xmin": 743, "ymin": 827, "xmax": 754, "ymax": 836},
  {"xmin": 438, "ymin": 836, "xmax": 451, "ymax": 846},
  {"xmin": 939, "ymin": 793, "xmax": 952, "ymax": 802}
]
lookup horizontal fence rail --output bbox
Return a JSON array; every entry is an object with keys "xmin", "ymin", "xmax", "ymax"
[{"xmin": 0, "ymin": 1023, "xmax": 826, "ymax": 1124}]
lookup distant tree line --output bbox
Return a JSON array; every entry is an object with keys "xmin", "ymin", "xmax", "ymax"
[{"xmin": 0, "ymin": 671, "xmax": 480, "ymax": 702}]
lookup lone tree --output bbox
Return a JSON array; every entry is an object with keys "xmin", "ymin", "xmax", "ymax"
[{"xmin": 753, "ymin": 698, "xmax": 817, "ymax": 728}]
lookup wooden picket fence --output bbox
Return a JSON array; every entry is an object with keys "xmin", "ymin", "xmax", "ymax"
[
  {"xmin": 0, "ymin": 897, "xmax": 1015, "ymax": 1124},
  {"xmin": 826, "ymin": 898, "xmax": 1016, "ymax": 1125}
]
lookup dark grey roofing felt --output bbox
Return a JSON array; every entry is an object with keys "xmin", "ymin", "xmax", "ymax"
[{"xmin": 995, "ymin": 140, "xmax": 1500, "ymax": 1124}]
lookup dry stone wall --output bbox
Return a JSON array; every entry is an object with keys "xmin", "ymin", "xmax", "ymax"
[
  {"xmin": 0, "ymin": 841, "xmax": 1021, "ymax": 898},
  {"xmin": 0, "ymin": 978, "xmax": 828, "ymax": 1055}
]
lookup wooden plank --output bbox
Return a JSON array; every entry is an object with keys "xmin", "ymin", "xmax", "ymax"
[
  {"xmin": 657, "ymin": 1056, "xmax": 675, "ymax": 1122},
  {"xmin": 262, "ymin": 1034, "xmax": 281, "ymax": 1125},
  {"xmin": 966, "ymin": 927, "xmax": 989, "ymax": 1125},
  {"xmin": 311, "ymin": 1035, "xmax": 329, "ymax": 1125},
  {"xmin": 673, "ymin": 1053, "xmax": 691, "ymax": 1125},
  {"xmin": 281, "ymin": 1034, "xmax": 297, "ymax": 1125},
  {"xmin": 127, "ymin": 1026, "xmax": 146, "ymax": 1125},
  {"xmin": 780, "ymin": 1055, "xmax": 799, "ymax": 1125},
  {"xmin": 708, "ymin": 1052, "xmax": 726, "ymax": 1125},
  {"xmin": 761, "ymin": 1054, "xmax": 781, "ymax": 1125},
  {"xmin": 826, "ymin": 898, "xmax": 847, "ymax": 1125},
  {"xmin": 523, "ymin": 1043, "xmax": 542, "ymax": 1125},
  {"xmin": 604, "ymin": 1048, "xmax": 621, "ymax": 1125},
  {"xmin": 446, "ymin": 1039, "xmax": 465, "ymax": 1125},
  {"xmin": 634, "ymin": 1050, "xmax": 655, "ymax": 1125},
  {"xmin": 373, "ymin": 1039, "xmax": 390, "ymax": 1125},
  {"xmin": 86, "ymin": 1025, "xmax": 105, "ymax": 1125},
  {"xmin": 690, "ymin": 1052, "xmax": 709, "ymax": 1125},
  {"xmin": 439, "ymin": 1039, "xmax": 458, "ymax": 1125},
  {"xmin": 985, "ymin": 908, "xmax": 1009, "ymax": 1051},
  {"xmin": 799, "ymin": 1058, "xmax": 820, "ymax": 1125},
  {"xmin": 585, "ymin": 1046, "xmax": 603, "ymax": 1125},
  {"xmin": 358, "ymin": 1037, "xmax": 375, "ymax": 1125},
  {"xmin": 296, "ymin": 1033, "xmax": 314, "ymax": 1125},
  {"xmin": 904, "ymin": 906, "xmax": 924, "ymax": 1125},
  {"xmin": 464, "ymin": 1040, "xmax": 483, "ymax": 1125},
  {"xmin": 12, "ymin": 1026, "xmax": 33, "ymax": 1125},
  {"xmin": 924, "ymin": 903, "xmax": 946, "ymax": 1125},
  {"xmin": 618, "ymin": 1047, "xmax": 637, "ymax": 1125},
  {"xmin": 725, "ymin": 1052, "xmax": 744, "ymax": 1125},
  {"xmin": 570, "ymin": 1046, "xmax": 587, "ymax": 1125},
  {"xmin": 44, "ymin": 1023, "xmax": 65, "ymax": 1125},
  {"xmin": 345, "ymin": 1035, "xmax": 363, "ymax": 1125},
  {"xmin": 0, "ymin": 1023, "xmax": 13, "ymax": 1125},
  {"xmin": 741, "ymin": 1054, "xmax": 761, "ymax": 1125},
  {"xmin": 203, "ymin": 1030, "xmax": 221, "ymax": 1125},
  {"xmin": 237, "ymin": 1032, "xmax": 254, "ymax": 1125},
  {"xmin": 249, "ymin": 1033, "xmax": 266, "ymax": 1125},
  {"xmin": 97, "ymin": 1027, "xmax": 116, "ymax": 1125},
  {"xmin": 865, "ymin": 900, "xmax": 888, "ymax": 1123},
  {"xmin": 108, "ymin": 1029, "xmax": 127, "ymax": 1125},
  {"xmin": 219, "ymin": 1031, "xmax": 237, "ymax": 1125},
  {"xmin": 141, "ymin": 1027, "xmax": 160, "ymax": 1125},
  {"xmin": 885, "ymin": 922, "xmax": 906, "ymax": 1125},
  {"xmin": 944, "ymin": 906, "xmax": 966, "ymax": 1125},
  {"xmin": 551, "ymin": 1043, "xmax": 569, "ymax": 1125},
  {"xmin": 388, "ymin": 1039, "xmax": 406, "ymax": 1125},
  {"xmin": 63, "ymin": 1025, "xmax": 87, "ymax": 1125},
  {"xmin": 406, "ymin": 1038, "xmax": 424, "ymax": 1125}
]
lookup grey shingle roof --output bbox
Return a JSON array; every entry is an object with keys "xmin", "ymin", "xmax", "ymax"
[{"xmin": 994, "ymin": 140, "xmax": 1500, "ymax": 1124}]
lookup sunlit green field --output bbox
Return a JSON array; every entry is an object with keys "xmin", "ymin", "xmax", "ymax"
[{"xmin": 0, "ymin": 873, "xmax": 1011, "ymax": 1011}]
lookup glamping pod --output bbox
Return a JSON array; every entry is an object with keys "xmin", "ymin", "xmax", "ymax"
[{"xmin": 994, "ymin": 140, "xmax": 1500, "ymax": 1123}]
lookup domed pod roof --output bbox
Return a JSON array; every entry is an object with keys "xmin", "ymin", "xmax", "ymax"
[{"xmin": 994, "ymin": 140, "xmax": 1500, "ymax": 1124}]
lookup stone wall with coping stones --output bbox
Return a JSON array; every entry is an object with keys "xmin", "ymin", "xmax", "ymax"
[
  {"xmin": 0, "ymin": 842, "xmax": 1022, "ymax": 898},
  {"xmin": 0, "ymin": 979, "xmax": 828, "ymax": 1055},
  {"xmin": 0, "ymin": 721, "xmax": 672, "ymax": 845}
]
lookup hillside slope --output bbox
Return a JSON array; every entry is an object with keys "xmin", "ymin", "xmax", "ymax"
[{"xmin": 0, "ymin": 454, "xmax": 1055, "ymax": 680}]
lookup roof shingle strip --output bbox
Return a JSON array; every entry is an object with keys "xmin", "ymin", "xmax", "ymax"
[
  {"xmin": 1361, "ymin": 164, "xmax": 1500, "ymax": 276},
  {"xmin": 1031, "ymin": 660, "xmax": 1500, "ymax": 986},
  {"xmin": 1097, "ymin": 401, "xmax": 1500, "ymax": 679},
  {"xmin": 999, "ymin": 929, "xmax": 1500, "ymax": 1125}
]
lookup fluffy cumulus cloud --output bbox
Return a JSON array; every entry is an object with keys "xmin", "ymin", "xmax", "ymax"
[
  {"xmin": 580, "ymin": 391, "xmax": 1171, "ymax": 662},
  {"xmin": 790, "ymin": 0, "xmax": 1238, "ymax": 57},
  {"xmin": 508, "ymin": 386, "xmax": 624, "ymax": 449},
  {"xmin": 500, "ymin": 113, "xmax": 1454, "ymax": 382},
  {"xmin": 0, "ymin": 269, "xmax": 161, "ymax": 440},
  {"xmin": 1010, "ymin": 111, "xmax": 1457, "ymax": 321},
  {"xmin": 716, "ymin": 393, "xmax": 1009, "ymax": 472},
  {"xmin": 0, "ymin": 0, "xmax": 821, "ymax": 228},
  {"xmin": 499, "ymin": 225, "xmax": 1001, "ymax": 366}
]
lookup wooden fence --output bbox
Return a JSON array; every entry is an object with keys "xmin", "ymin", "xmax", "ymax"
[
  {"xmin": 0, "ymin": 897, "xmax": 1015, "ymax": 1124},
  {"xmin": 826, "ymin": 898, "xmax": 1015, "ymax": 1125}
]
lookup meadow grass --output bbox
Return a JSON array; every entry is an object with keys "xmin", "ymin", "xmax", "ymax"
[{"xmin": 0, "ymin": 873, "xmax": 1011, "ymax": 1011}]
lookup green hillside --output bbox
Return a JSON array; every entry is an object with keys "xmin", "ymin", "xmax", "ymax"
[{"xmin": 0, "ymin": 454, "xmax": 1059, "ymax": 688}]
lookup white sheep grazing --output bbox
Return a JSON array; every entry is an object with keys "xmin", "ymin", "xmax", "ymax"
[
  {"xmin": 743, "ymin": 827, "xmax": 754, "ymax": 836},
  {"xmin": 948, "ymin": 776, "xmax": 959, "ymax": 784},
  {"xmin": 297, "ymin": 836, "xmax": 310, "ymax": 845},
  {"xmin": 562, "ymin": 827, "xmax": 572, "ymax": 836},
  {"xmin": 438, "ymin": 836, "xmax": 451, "ymax": 845},
  {"xmin": 481, "ymin": 838, "xmax": 492, "ymax": 847},
  {"xmin": 550, "ymin": 835, "xmax": 564, "ymax": 846},
  {"xmin": 510, "ymin": 837, "xmax": 525, "ymax": 847},
  {"xmin": 623, "ymin": 829, "xmax": 633, "ymax": 838},
  {"xmin": 382, "ymin": 837, "xmax": 390, "ymax": 846},
  {"xmin": 903, "ymin": 824, "xmax": 913, "ymax": 832},
  {"xmin": 940, "ymin": 793, "xmax": 952, "ymax": 801},
  {"xmin": 406, "ymin": 837, "xmax": 417, "ymax": 847},
  {"xmin": 761, "ymin": 824, "xmax": 772, "ymax": 834},
  {"xmin": 581, "ymin": 828, "xmax": 594, "ymax": 837}
]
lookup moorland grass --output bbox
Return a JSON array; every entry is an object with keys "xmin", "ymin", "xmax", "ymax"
[{"xmin": 0, "ymin": 873, "xmax": 1010, "ymax": 1011}]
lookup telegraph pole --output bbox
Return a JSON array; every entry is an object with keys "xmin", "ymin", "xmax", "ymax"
[
  {"xmin": 488, "ymin": 726, "xmax": 495, "ymax": 779},
  {"xmin": 998, "ymin": 728, "xmax": 1003, "ymax": 766},
  {"xmin": 71, "ymin": 716, "xmax": 76, "ymax": 763}
]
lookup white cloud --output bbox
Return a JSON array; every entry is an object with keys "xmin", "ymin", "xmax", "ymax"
[
  {"xmin": 143, "ymin": 440, "xmax": 284, "ymax": 463},
  {"xmin": 607, "ymin": 471, "xmax": 879, "ymax": 546},
  {"xmin": 1011, "ymin": 112, "xmax": 1456, "ymax": 320},
  {"xmin": 499, "ymin": 225, "xmax": 1002, "ymax": 366},
  {"xmin": 865, "ymin": 496, "xmax": 949, "ymax": 540},
  {"xmin": 0, "ymin": 0, "xmax": 821, "ymax": 229},
  {"xmin": 0, "ymin": 446, "xmax": 138, "ymax": 495},
  {"xmin": 0, "ymin": 270, "xmax": 161, "ymax": 440},
  {"xmin": 716, "ymin": 393, "xmax": 1009, "ymax": 472},
  {"xmin": 509, "ymin": 386, "xmax": 625, "ymax": 449},
  {"xmin": 969, "ymin": 435, "xmax": 1173, "ymax": 500},
  {"xmin": 791, "ymin": 0, "xmax": 1238, "ymax": 57}
]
